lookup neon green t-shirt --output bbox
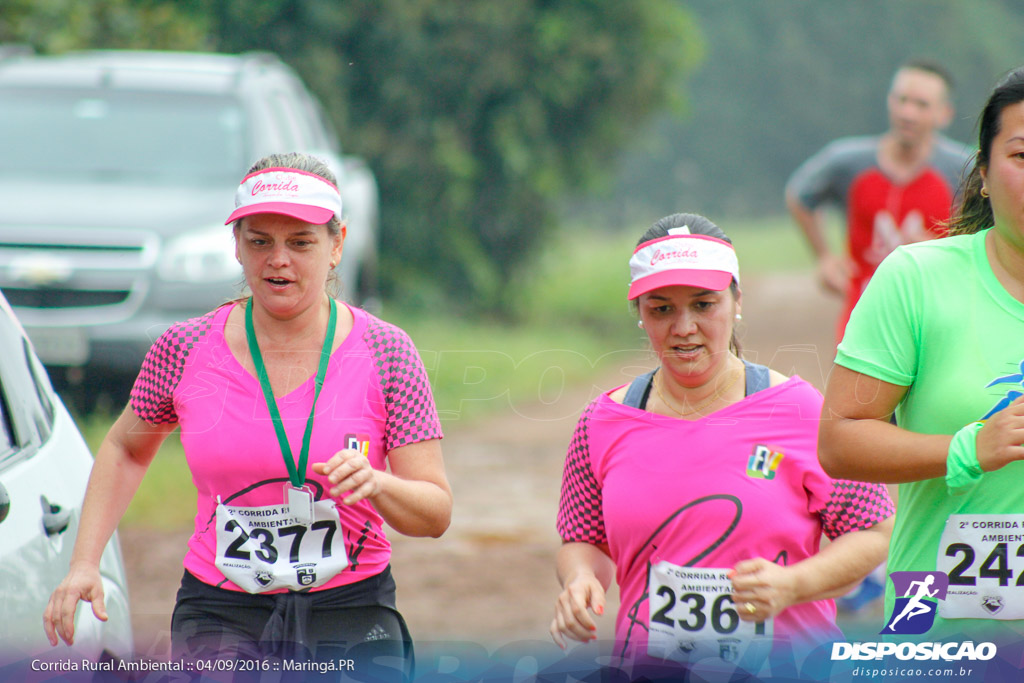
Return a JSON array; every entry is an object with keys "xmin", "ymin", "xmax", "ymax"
[{"xmin": 836, "ymin": 229, "xmax": 1024, "ymax": 643}]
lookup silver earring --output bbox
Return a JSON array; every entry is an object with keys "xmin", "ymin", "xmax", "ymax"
[
  {"xmin": 637, "ymin": 320, "xmax": 645, "ymax": 328},
  {"xmin": 735, "ymin": 314, "xmax": 742, "ymax": 321}
]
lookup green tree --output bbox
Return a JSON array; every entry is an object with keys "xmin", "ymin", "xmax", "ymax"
[
  {"xmin": 588, "ymin": 0, "xmax": 1024, "ymax": 224},
  {"xmin": 0, "ymin": 0, "xmax": 209, "ymax": 52},
  {"xmin": 207, "ymin": 0, "xmax": 702, "ymax": 311},
  {"xmin": 2, "ymin": 0, "xmax": 700, "ymax": 311}
]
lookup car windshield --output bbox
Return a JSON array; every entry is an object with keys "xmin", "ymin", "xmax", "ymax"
[{"xmin": 0, "ymin": 87, "xmax": 247, "ymax": 183}]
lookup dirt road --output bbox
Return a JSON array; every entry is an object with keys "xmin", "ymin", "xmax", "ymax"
[{"xmin": 121, "ymin": 271, "xmax": 854, "ymax": 660}]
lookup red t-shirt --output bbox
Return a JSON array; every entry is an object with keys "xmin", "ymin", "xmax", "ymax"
[{"xmin": 786, "ymin": 135, "xmax": 971, "ymax": 341}]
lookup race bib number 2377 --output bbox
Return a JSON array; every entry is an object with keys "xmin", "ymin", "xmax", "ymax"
[{"xmin": 214, "ymin": 499, "xmax": 348, "ymax": 593}]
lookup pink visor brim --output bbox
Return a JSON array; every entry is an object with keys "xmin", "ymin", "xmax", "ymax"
[
  {"xmin": 225, "ymin": 202, "xmax": 336, "ymax": 226},
  {"xmin": 627, "ymin": 269, "xmax": 734, "ymax": 300}
]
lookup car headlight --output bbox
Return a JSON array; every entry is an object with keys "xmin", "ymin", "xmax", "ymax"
[{"xmin": 158, "ymin": 228, "xmax": 241, "ymax": 282}]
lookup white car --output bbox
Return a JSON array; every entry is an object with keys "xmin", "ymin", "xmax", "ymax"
[{"xmin": 0, "ymin": 290, "xmax": 132, "ymax": 664}]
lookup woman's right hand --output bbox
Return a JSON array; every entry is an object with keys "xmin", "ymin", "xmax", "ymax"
[
  {"xmin": 43, "ymin": 562, "xmax": 108, "ymax": 646},
  {"xmin": 975, "ymin": 394, "xmax": 1024, "ymax": 472},
  {"xmin": 550, "ymin": 570, "xmax": 606, "ymax": 649}
]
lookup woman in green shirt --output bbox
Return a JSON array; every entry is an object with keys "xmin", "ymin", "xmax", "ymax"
[{"xmin": 819, "ymin": 65, "xmax": 1024, "ymax": 645}]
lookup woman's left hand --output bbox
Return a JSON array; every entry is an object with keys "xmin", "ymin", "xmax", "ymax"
[
  {"xmin": 729, "ymin": 557, "xmax": 797, "ymax": 622},
  {"xmin": 312, "ymin": 449, "xmax": 381, "ymax": 504}
]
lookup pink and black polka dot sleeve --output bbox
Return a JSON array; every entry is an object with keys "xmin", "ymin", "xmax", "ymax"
[
  {"xmin": 364, "ymin": 316, "xmax": 443, "ymax": 452},
  {"xmin": 557, "ymin": 401, "xmax": 607, "ymax": 545},
  {"xmin": 820, "ymin": 479, "xmax": 894, "ymax": 540},
  {"xmin": 129, "ymin": 312, "xmax": 217, "ymax": 424}
]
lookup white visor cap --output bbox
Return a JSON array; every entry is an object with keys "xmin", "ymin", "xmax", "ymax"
[
  {"xmin": 628, "ymin": 232, "xmax": 739, "ymax": 300},
  {"xmin": 225, "ymin": 167, "xmax": 343, "ymax": 225}
]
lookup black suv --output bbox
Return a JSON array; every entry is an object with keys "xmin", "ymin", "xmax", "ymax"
[{"xmin": 0, "ymin": 49, "xmax": 378, "ymax": 405}]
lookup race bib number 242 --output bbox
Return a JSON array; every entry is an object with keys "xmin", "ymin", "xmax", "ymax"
[{"xmin": 937, "ymin": 514, "xmax": 1024, "ymax": 620}]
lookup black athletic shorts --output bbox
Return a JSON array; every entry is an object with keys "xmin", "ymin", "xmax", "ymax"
[{"xmin": 171, "ymin": 566, "xmax": 412, "ymax": 682}]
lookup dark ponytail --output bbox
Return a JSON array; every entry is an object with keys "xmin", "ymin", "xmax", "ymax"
[{"xmin": 949, "ymin": 67, "xmax": 1024, "ymax": 235}]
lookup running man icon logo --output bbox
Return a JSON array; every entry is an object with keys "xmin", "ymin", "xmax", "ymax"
[{"xmin": 882, "ymin": 571, "xmax": 948, "ymax": 635}]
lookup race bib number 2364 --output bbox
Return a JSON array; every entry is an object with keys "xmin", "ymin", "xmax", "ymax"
[{"xmin": 647, "ymin": 563, "xmax": 772, "ymax": 669}]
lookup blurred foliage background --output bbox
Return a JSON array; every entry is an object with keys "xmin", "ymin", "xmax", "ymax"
[
  {"xmin": 9, "ymin": 0, "xmax": 1024, "ymax": 531},
  {"xmin": 3, "ymin": 0, "xmax": 1024, "ymax": 314}
]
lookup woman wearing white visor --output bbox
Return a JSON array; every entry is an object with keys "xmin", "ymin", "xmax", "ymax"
[
  {"xmin": 551, "ymin": 213, "xmax": 894, "ymax": 678},
  {"xmin": 44, "ymin": 153, "xmax": 451, "ymax": 676}
]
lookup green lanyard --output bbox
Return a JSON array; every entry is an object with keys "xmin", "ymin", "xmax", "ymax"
[{"xmin": 245, "ymin": 297, "xmax": 337, "ymax": 488}]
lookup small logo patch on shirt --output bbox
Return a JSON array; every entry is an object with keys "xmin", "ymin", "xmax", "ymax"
[
  {"xmin": 345, "ymin": 433, "xmax": 371, "ymax": 456},
  {"xmin": 746, "ymin": 445, "xmax": 784, "ymax": 480},
  {"xmin": 981, "ymin": 358, "xmax": 1024, "ymax": 421}
]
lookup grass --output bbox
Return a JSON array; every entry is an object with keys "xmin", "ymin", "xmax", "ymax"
[
  {"xmin": 381, "ymin": 312, "xmax": 648, "ymax": 424},
  {"xmin": 508, "ymin": 213, "xmax": 823, "ymax": 327},
  {"xmin": 728, "ymin": 214, "xmax": 824, "ymax": 274},
  {"xmin": 72, "ymin": 213, "xmax": 814, "ymax": 529},
  {"xmin": 75, "ymin": 410, "xmax": 197, "ymax": 530}
]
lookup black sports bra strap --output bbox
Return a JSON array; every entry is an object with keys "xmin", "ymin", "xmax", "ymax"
[{"xmin": 622, "ymin": 369, "xmax": 656, "ymax": 409}]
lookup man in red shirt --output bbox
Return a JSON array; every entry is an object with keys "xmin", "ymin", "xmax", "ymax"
[{"xmin": 786, "ymin": 59, "xmax": 972, "ymax": 342}]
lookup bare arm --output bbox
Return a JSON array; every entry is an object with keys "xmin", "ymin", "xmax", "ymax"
[
  {"xmin": 819, "ymin": 364, "xmax": 950, "ymax": 482},
  {"xmin": 550, "ymin": 541, "xmax": 615, "ymax": 648},
  {"xmin": 786, "ymin": 190, "xmax": 849, "ymax": 296},
  {"xmin": 821, "ymin": 365, "xmax": 1024, "ymax": 483},
  {"xmin": 44, "ymin": 407, "xmax": 176, "ymax": 646},
  {"xmin": 313, "ymin": 438, "xmax": 452, "ymax": 538},
  {"xmin": 731, "ymin": 516, "xmax": 893, "ymax": 620}
]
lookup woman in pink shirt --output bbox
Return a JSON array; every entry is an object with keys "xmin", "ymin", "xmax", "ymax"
[
  {"xmin": 551, "ymin": 213, "xmax": 894, "ymax": 678},
  {"xmin": 43, "ymin": 153, "xmax": 451, "ymax": 674}
]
